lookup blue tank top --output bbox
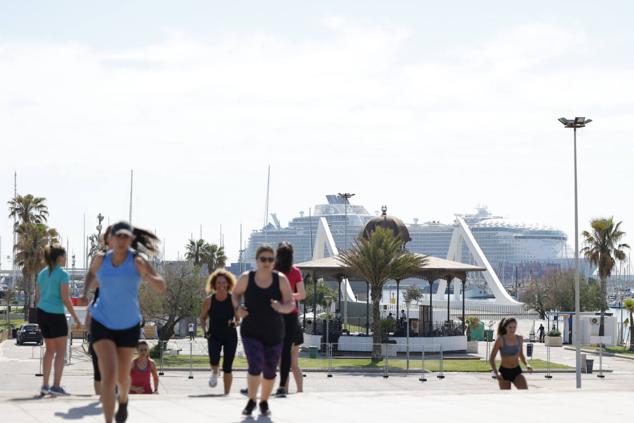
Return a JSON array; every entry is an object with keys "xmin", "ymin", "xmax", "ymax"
[{"xmin": 90, "ymin": 251, "xmax": 142, "ymax": 330}]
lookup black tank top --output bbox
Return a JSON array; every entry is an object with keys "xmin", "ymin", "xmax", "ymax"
[
  {"xmin": 240, "ymin": 271, "xmax": 284, "ymax": 345},
  {"xmin": 208, "ymin": 295, "xmax": 237, "ymax": 339}
]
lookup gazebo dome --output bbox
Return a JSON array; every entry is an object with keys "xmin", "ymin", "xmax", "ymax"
[{"xmin": 362, "ymin": 206, "xmax": 411, "ymax": 243}]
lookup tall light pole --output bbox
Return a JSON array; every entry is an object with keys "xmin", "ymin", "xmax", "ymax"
[
  {"xmin": 338, "ymin": 192, "xmax": 355, "ymax": 331},
  {"xmin": 558, "ymin": 116, "xmax": 592, "ymax": 389}
]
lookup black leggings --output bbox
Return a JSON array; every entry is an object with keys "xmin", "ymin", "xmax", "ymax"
[
  {"xmin": 208, "ymin": 335, "xmax": 237, "ymax": 374},
  {"xmin": 280, "ymin": 314, "xmax": 302, "ymax": 387}
]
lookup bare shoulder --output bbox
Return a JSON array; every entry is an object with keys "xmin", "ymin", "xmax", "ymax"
[{"xmin": 90, "ymin": 253, "xmax": 105, "ymax": 271}]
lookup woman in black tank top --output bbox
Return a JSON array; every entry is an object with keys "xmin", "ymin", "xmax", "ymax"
[
  {"xmin": 232, "ymin": 245, "xmax": 294, "ymax": 417},
  {"xmin": 199, "ymin": 269, "xmax": 238, "ymax": 395}
]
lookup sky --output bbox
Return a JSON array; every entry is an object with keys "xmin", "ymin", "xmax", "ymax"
[{"xmin": 1, "ymin": 1, "xmax": 633, "ymax": 268}]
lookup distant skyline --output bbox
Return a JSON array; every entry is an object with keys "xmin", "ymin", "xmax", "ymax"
[{"xmin": 1, "ymin": 1, "xmax": 633, "ymax": 268}]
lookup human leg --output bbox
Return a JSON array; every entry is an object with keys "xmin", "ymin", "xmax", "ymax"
[
  {"xmin": 94, "ymin": 340, "xmax": 118, "ymax": 422},
  {"xmin": 208, "ymin": 338, "xmax": 221, "ymax": 387},
  {"xmin": 261, "ymin": 343, "xmax": 283, "ymax": 401},
  {"xmin": 222, "ymin": 337, "xmax": 237, "ymax": 395},
  {"xmin": 290, "ymin": 344, "xmax": 303, "ymax": 392},
  {"xmin": 512, "ymin": 374, "xmax": 528, "ymax": 390},
  {"xmin": 51, "ymin": 337, "xmax": 68, "ymax": 388},
  {"xmin": 242, "ymin": 337, "xmax": 264, "ymax": 401}
]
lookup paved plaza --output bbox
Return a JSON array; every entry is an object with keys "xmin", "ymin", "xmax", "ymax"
[{"xmin": 1, "ymin": 339, "xmax": 633, "ymax": 422}]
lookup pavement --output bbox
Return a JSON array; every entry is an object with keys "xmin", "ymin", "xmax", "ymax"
[{"xmin": 1, "ymin": 337, "xmax": 634, "ymax": 422}]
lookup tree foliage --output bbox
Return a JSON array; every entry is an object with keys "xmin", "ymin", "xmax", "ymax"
[
  {"xmin": 8, "ymin": 194, "xmax": 49, "ymax": 229},
  {"xmin": 304, "ymin": 278, "xmax": 337, "ymax": 312},
  {"xmin": 403, "ymin": 284, "xmax": 423, "ymax": 305},
  {"xmin": 338, "ymin": 226, "xmax": 426, "ymax": 360},
  {"xmin": 140, "ymin": 262, "xmax": 204, "ymax": 343},
  {"xmin": 520, "ymin": 270, "xmax": 602, "ymax": 319}
]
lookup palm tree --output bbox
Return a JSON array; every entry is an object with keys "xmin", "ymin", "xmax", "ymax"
[
  {"xmin": 14, "ymin": 223, "xmax": 59, "ymax": 316},
  {"xmin": 581, "ymin": 217, "xmax": 630, "ymax": 336},
  {"xmin": 201, "ymin": 243, "xmax": 227, "ymax": 273},
  {"xmin": 624, "ymin": 298, "xmax": 634, "ymax": 352},
  {"xmin": 184, "ymin": 239, "xmax": 206, "ymax": 266},
  {"xmin": 8, "ymin": 194, "xmax": 49, "ymax": 229},
  {"xmin": 339, "ymin": 226, "xmax": 426, "ymax": 361}
]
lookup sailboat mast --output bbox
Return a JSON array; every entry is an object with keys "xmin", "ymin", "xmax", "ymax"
[{"xmin": 264, "ymin": 165, "xmax": 270, "ymax": 244}]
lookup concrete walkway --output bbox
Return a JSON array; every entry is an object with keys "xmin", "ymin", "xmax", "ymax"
[{"xmin": 2, "ymin": 339, "xmax": 633, "ymax": 422}]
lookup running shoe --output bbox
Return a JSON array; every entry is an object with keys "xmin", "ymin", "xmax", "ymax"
[
  {"xmin": 274, "ymin": 387, "xmax": 287, "ymax": 398},
  {"xmin": 259, "ymin": 400, "xmax": 271, "ymax": 416},
  {"xmin": 208, "ymin": 372, "xmax": 218, "ymax": 388},
  {"xmin": 242, "ymin": 399, "xmax": 256, "ymax": 416},
  {"xmin": 49, "ymin": 386, "xmax": 70, "ymax": 396},
  {"xmin": 39, "ymin": 385, "xmax": 49, "ymax": 396},
  {"xmin": 115, "ymin": 401, "xmax": 128, "ymax": 423},
  {"xmin": 240, "ymin": 388, "xmax": 248, "ymax": 395}
]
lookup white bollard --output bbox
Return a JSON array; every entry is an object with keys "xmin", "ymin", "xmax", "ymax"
[
  {"xmin": 35, "ymin": 344, "xmax": 43, "ymax": 377},
  {"xmin": 188, "ymin": 338, "xmax": 194, "ymax": 379},
  {"xmin": 327, "ymin": 343, "xmax": 333, "ymax": 378},
  {"xmin": 419, "ymin": 345, "xmax": 427, "ymax": 382},
  {"xmin": 545, "ymin": 344, "xmax": 552, "ymax": 379},
  {"xmin": 158, "ymin": 340, "xmax": 165, "ymax": 376},
  {"xmin": 437, "ymin": 345, "xmax": 445, "ymax": 379},
  {"xmin": 597, "ymin": 339, "xmax": 605, "ymax": 379}
]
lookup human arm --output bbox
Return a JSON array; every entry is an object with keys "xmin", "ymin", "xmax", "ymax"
[
  {"xmin": 489, "ymin": 339, "xmax": 501, "ymax": 379},
  {"xmin": 200, "ymin": 297, "xmax": 211, "ymax": 337},
  {"xmin": 134, "ymin": 256, "xmax": 167, "ymax": 294},
  {"xmin": 80, "ymin": 255, "xmax": 103, "ymax": 305},
  {"xmin": 519, "ymin": 338, "xmax": 532, "ymax": 372},
  {"xmin": 231, "ymin": 273, "xmax": 249, "ymax": 321},
  {"xmin": 60, "ymin": 283, "xmax": 81, "ymax": 325},
  {"xmin": 271, "ymin": 273, "xmax": 296, "ymax": 314},
  {"xmin": 293, "ymin": 280, "xmax": 306, "ymax": 302},
  {"xmin": 151, "ymin": 360, "xmax": 159, "ymax": 393},
  {"xmin": 34, "ymin": 285, "xmax": 40, "ymax": 308}
]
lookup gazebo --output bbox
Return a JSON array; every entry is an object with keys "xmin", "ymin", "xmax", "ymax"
[{"xmin": 296, "ymin": 253, "xmax": 486, "ymax": 336}]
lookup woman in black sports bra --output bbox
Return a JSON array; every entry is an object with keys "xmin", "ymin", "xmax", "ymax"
[{"xmin": 489, "ymin": 317, "xmax": 532, "ymax": 389}]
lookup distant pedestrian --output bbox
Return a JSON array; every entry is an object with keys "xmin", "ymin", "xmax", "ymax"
[
  {"xmin": 36, "ymin": 244, "xmax": 81, "ymax": 396},
  {"xmin": 129, "ymin": 341, "xmax": 159, "ymax": 394},
  {"xmin": 489, "ymin": 317, "xmax": 532, "ymax": 390},
  {"xmin": 188, "ymin": 322, "xmax": 195, "ymax": 341},
  {"xmin": 200, "ymin": 269, "xmax": 238, "ymax": 395},
  {"xmin": 232, "ymin": 245, "xmax": 295, "ymax": 417},
  {"xmin": 81, "ymin": 222, "xmax": 166, "ymax": 423},
  {"xmin": 274, "ymin": 242, "xmax": 306, "ymax": 398},
  {"xmin": 538, "ymin": 324, "xmax": 545, "ymax": 343}
]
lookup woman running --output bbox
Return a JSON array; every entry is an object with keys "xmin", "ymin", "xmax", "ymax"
[
  {"xmin": 86, "ymin": 225, "xmax": 112, "ymax": 396},
  {"xmin": 81, "ymin": 221, "xmax": 166, "ymax": 423},
  {"xmin": 199, "ymin": 269, "xmax": 238, "ymax": 395},
  {"xmin": 35, "ymin": 244, "xmax": 81, "ymax": 396},
  {"xmin": 232, "ymin": 245, "xmax": 294, "ymax": 417},
  {"xmin": 489, "ymin": 317, "xmax": 532, "ymax": 390},
  {"xmin": 275, "ymin": 242, "xmax": 306, "ymax": 397},
  {"xmin": 129, "ymin": 341, "xmax": 159, "ymax": 394}
]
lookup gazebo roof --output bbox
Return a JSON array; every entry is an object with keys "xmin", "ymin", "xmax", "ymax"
[{"xmin": 295, "ymin": 253, "xmax": 485, "ymax": 282}]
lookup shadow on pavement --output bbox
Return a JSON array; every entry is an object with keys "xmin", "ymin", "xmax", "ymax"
[
  {"xmin": 53, "ymin": 401, "xmax": 101, "ymax": 420},
  {"xmin": 8, "ymin": 395, "xmax": 45, "ymax": 402},
  {"xmin": 189, "ymin": 393, "xmax": 227, "ymax": 398},
  {"xmin": 241, "ymin": 416, "xmax": 272, "ymax": 423}
]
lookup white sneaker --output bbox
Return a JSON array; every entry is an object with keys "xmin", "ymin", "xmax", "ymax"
[{"xmin": 208, "ymin": 372, "xmax": 218, "ymax": 388}]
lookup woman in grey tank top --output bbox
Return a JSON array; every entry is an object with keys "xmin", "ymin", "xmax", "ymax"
[{"xmin": 489, "ymin": 317, "xmax": 532, "ymax": 389}]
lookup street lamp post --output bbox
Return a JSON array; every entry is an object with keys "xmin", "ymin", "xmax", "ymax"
[
  {"xmin": 558, "ymin": 116, "xmax": 592, "ymax": 390},
  {"xmin": 338, "ymin": 192, "xmax": 355, "ymax": 331}
]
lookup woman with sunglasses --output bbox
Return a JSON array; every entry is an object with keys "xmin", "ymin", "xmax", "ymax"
[
  {"xmin": 129, "ymin": 341, "xmax": 159, "ymax": 394},
  {"xmin": 274, "ymin": 242, "xmax": 306, "ymax": 397},
  {"xmin": 232, "ymin": 245, "xmax": 294, "ymax": 417},
  {"xmin": 81, "ymin": 221, "xmax": 166, "ymax": 423}
]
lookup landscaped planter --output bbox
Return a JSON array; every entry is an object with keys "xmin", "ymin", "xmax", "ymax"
[
  {"xmin": 545, "ymin": 335, "xmax": 563, "ymax": 347},
  {"xmin": 466, "ymin": 340, "xmax": 479, "ymax": 353}
]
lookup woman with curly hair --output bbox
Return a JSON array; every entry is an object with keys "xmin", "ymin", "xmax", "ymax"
[{"xmin": 199, "ymin": 268, "xmax": 238, "ymax": 395}]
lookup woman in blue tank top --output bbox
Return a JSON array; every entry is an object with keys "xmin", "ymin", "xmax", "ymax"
[{"xmin": 80, "ymin": 221, "xmax": 166, "ymax": 423}]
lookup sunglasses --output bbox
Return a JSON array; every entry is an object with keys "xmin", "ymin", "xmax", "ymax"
[{"xmin": 258, "ymin": 256, "xmax": 275, "ymax": 263}]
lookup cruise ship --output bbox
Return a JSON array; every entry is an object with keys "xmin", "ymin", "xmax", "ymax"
[{"xmin": 245, "ymin": 196, "xmax": 570, "ymax": 287}]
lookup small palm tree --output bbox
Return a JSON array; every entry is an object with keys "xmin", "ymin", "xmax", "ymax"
[
  {"xmin": 624, "ymin": 298, "xmax": 634, "ymax": 352},
  {"xmin": 8, "ymin": 194, "xmax": 49, "ymax": 229},
  {"xmin": 201, "ymin": 243, "xmax": 227, "ymax": 273},
  {"xmin": 14, "ymin": 223, "xmax": 59, "ymax": 315},
  {"xmin": 184, "ymin": 239, "xmax": 206, "ymax": 266},
  {"xmin": 339, "ymin": 226, "xmax": 427, "ymax": 361},
  {"xmin": 581, "ymin": 217, "xmax": 630, "ymax": 336}
]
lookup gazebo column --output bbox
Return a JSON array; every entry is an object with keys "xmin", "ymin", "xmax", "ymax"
[
  {"xmin": 366, "ymin": 281, "xmax": 370, "ymax": 336},
  {"xmin": 428, "ymin": 279, "xmax": 434, "ymax": 336},
  {"xmin": 312, "ymin": 271, "xmax": 317, "ymax": 334},
  {"xmin": 461, "ymin": 279, "xmax": 466, "ymax": 335},
  {"xmin": 446, "ymin": 276, "xmax": 452, "ymax": 323},
  {"xmin": 337, "ymin": 278, "xmax": 342, "ymax": 316},
  {"xmin": 302, "ymin": 272, "xmax": 307, "ymax": 330}
]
